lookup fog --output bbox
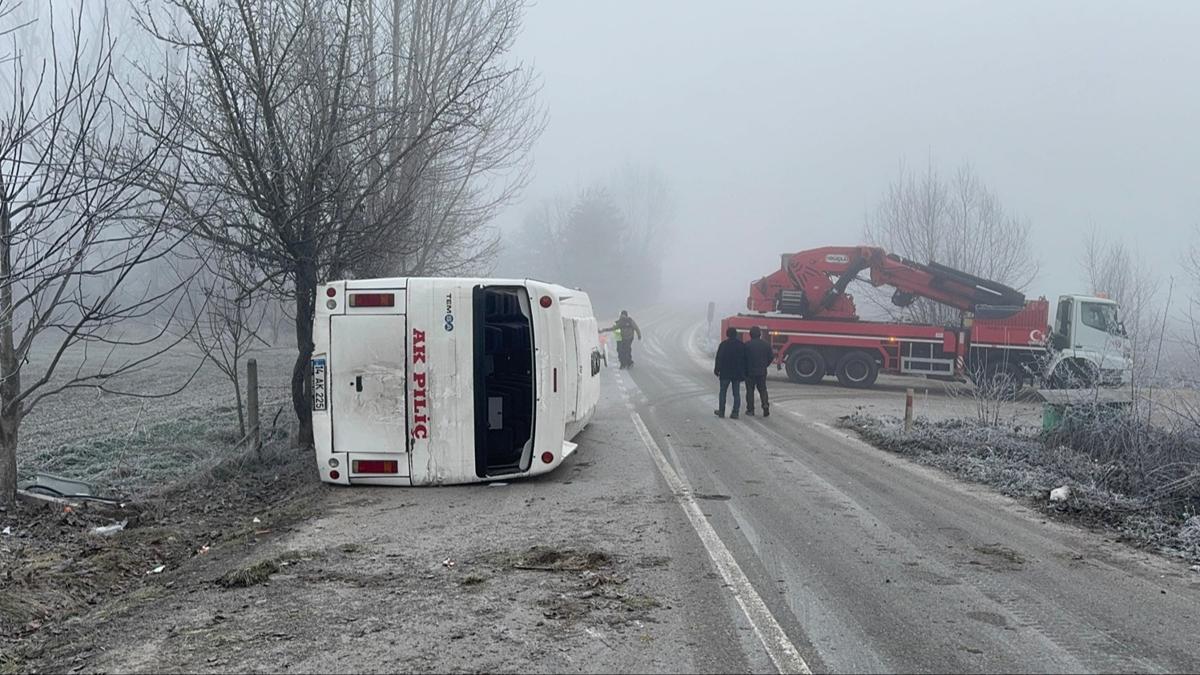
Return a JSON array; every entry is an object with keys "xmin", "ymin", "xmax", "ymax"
[{"xmin": 496, "ymin": 0, "xmax": 1200, "ymax": 310}]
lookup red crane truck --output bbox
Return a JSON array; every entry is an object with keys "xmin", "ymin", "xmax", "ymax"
[{"xmin": 721, "ymin": 246, "xmax": 1132, "ymax": 392}]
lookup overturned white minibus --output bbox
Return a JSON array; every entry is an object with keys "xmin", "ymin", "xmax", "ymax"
[{"xmin": 312, "ymin": 278, "xmax": 601, "ymax": 485}]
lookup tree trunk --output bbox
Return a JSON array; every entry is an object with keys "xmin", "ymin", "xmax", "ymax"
[
  {"xmin": 0, "ymin": 312, "xmax": 17, "ymax": 506},
  {"xmin": 0, "ymin": 188, "xmax": 19, "ymax": 506},
  {"xmin": 0, "ymin": 411, "xmax": 17, "ymax": 507},
  {"xmin": 291, "ymin": 267, "xmax": 317, "ymax": 449}
]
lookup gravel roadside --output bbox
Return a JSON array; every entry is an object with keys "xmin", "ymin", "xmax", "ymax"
[{"xmin": 28, "ymin": 371, "xmax": 748, "ymax": 674}]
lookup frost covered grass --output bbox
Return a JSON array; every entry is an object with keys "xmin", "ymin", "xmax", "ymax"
[
  {"xmin": 23, "ymin": 410, "xmax": 296, "ymax": 498},
  {"xmin": 26, "ymin": 415, "xmax": 233, "ymax": 496},
  {"xmin": 17, "ymin": 345, "xmax": 296, "ymax": 497},
  {"xmin": 839, "ymin": 413, "xmax": 1200, "ymax": 563}
]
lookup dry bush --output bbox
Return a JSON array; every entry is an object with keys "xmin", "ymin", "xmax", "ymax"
[{"xmin": 1046, "ymin": 405, "xmax": 1200, "ymax": 519}]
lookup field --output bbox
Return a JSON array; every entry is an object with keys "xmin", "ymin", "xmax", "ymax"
[{"xmin": 17, "ymin": 344, "xmax": 298, "ymax": 497}]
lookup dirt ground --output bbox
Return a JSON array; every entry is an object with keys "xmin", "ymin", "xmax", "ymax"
[
  {"xmin": 6, "ymin": 372, "xmax": 722, "ymax": 675},
  {"xmin": 2, "ymin": 345, "xmax": 312, "ymax": 672},
  {"xmin": 1, "ymin": 443, "xmax": 319, "ymax": 673}
]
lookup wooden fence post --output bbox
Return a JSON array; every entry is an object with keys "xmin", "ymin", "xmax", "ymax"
[{"xmin": 247, "ymin": 358, "xmax": 261, "ymax": 456}]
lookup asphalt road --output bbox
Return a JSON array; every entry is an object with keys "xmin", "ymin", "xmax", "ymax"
[{"xmin": 621, "ymin": 308, "xmax": 1200, "ymax": 673}]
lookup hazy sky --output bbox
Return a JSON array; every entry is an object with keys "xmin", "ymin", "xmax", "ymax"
[{"xmin": 497, "ymin": 0, "xmax": 1200, "ymax": 309}]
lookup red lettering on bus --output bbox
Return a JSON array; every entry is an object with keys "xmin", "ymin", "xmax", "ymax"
[
  {"xmin": 412, "ymin": 329, "xmax": 426, "ymax": 363},
  {"xmin": 412, "ymin": 330, "xmax": 429, "ymax": 439}
]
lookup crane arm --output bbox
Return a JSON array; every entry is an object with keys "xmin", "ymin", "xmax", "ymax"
[{"xmin": 747, "ymin": 245, "xmax": 1025, "ymax": 319}]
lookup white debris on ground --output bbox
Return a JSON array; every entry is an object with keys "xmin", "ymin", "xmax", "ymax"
[
  {"xmin": 1050, "ymin": 486, "xmax": 1071, "ymax": 502},
  {"xmin": 92, "ymin": 521, "xmax": 127, "ymax": 536}
]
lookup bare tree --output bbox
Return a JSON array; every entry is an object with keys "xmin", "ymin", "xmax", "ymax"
[
  {"xmin": 506, "ymin": 163, "xmax": 674, "ymax": 313},
  {"xmin": 610, "ymin": 162, "xmax": 674, "ymax": 300},
  {"xmin": 1080, "ymin": 228, "xmax": 1160, "ymax": 363},
  {"xmin": 1176, "ymin": 228, "xmax": 1200, "ymax": 390},
  {"xmin": 0, "ymin": 3, "xmax": 195, "ymax": 505},
  {"xmin": 511, "ymin": 178, "xmax": 671, "ymax": 316},
  {"xmin": 351, "ymin": 0, "xmax": 543, "ymax": 278},
  {"xmin": 509, "ymin": 193, "xmax": 571, "ymax": 279},
  {"xmin": 558, "ymin": 187, "xmax": 629, "ymax": 314},
  {"xmin": 182, "ymin": 251, "xmax": 268, "ymax": 438},
  {"xmin": 864, "ymin": 161, "xmax": 1039, "ymax": 324},
  {"xmin": 133, "ymin": 0, "xmax": 542, "ymax": 447}
]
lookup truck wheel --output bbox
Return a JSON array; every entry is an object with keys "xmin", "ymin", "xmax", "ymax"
[
  {"xmin": 786, "ymin": 348, "xmax": 826, "ymax": 384},
  {"xmin": 835, "ymin": 351, "xmax": 878, "ymax": 388}
]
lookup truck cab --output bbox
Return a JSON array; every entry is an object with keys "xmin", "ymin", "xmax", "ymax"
[{"xmin": 1045, "ymin": 294, "xmax": 1132, "ymax": 388}]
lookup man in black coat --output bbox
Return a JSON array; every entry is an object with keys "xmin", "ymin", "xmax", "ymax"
[
  {"xmin": 602, "ymin": 310, "xmax": 642, "ymax": 369},
  {"xmin": 713, "ymin": 327, "xmax": 746, "ymax": 419},
  {"xmin": 744, "ymin": 326, "xmax": 773, "ymax": 417}
]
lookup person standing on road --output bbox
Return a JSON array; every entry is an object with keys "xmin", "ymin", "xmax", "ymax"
[
  {"xmin": 744, "ymin": 326, "xmax": 773, "ymax": 417},
  {"xmin": 602, "ymin": 310, "xmax": 642, "ymax": 369},
  {"xmin": 714, "ymin": 327, "xmax": 746, "ymax": 419}
]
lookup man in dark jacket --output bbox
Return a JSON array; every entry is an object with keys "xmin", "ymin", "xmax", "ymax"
[
  {"xmin": 713, "ymin": 327, "xmax": 746, "ymax": 419},
  {"xmin": 744, "ymin": 326, "xmax": 773, "ymax": 417},
  {"xmin": 602, "ymin": 310, "xmax": 642, "ymax": 369}
]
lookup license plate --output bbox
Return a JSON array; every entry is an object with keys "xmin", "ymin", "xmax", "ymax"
[{"xmin": 312, "ymin": 357, "xmax": 327, "ymax": 411}]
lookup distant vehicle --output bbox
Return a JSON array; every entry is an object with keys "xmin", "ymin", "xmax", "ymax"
[
  {"xmin": 722, "ymin": 246, "xmax": 1131, "ymax": 393},
  {"xmin": 312, "ymin": 278, "xmax": 601, "ymax": 485}
]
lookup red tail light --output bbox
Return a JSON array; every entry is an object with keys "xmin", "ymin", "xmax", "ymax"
[
  {"xmin": 353, "ymin": 460, "xmax": 399, "ymax": 474},
  {"xmin": 325, "ymin": 287, "xmax": 336, "ymax": 297},
  {"xmin": 329, "ymin": 470, "xmax": 340, "ymax": 480},
  {"xmin": 349, "ymin": 293, "xmax": 395, "ymax": 308},
  {"xmin": 540, "ymin": 295, "xmax": 553, "ymax": 308},
  {"xmin": 541, "ymin": 452, "xmax": 554, "ymax": 464}
]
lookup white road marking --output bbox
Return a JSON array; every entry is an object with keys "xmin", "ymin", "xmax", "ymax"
[{"xmin": 625, "ymin": 397, "xmax": 811, "ymax": 674}]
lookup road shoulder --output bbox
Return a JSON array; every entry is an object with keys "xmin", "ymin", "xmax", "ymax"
[{"xmin": 33, "ymin": 371, "xmax": 753, "ymax": 674}]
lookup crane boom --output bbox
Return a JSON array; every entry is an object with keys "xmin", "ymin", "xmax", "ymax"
[{"xmin": 747, "ymin": 245, "xmax": 1025, "ymax": 320}]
